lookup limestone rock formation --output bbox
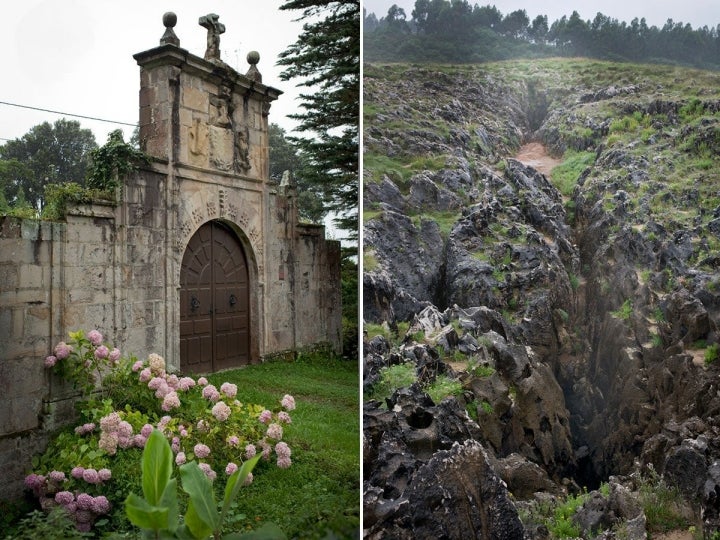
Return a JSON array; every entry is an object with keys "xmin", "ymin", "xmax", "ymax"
[{"xmin": 364, "ymin": 59, "xmax": 720, "ymax": 537}]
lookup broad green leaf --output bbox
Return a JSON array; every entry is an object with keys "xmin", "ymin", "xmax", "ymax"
[
  {"xmin": 159, "ymin": 477, "xmax": 179, "ymax": 533},
  {"xmin": 184, "ymin": 498, "xmax": 214, "ymax": 539},
  {"xmin": 143, "ymin": 429, "xmax": 174, "ymax": 506},
  {"xmin": 175, "ymin": 524, "xmax": 198, "ymax": 540},
  {"xmin": 180, "ymin": 461, "xmax": 220, "ymax": 531},
  {"xmin": 221, "ymin": 455, "xmax": 261, "ymax": 521},
  {"xmin": 124, "ymin": 492, "xmax": 169, "ymax": 531}
]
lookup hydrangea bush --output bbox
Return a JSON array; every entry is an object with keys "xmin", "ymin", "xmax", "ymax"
[{"xmin": 32, "ymin": 329, "xmax": 296, "ymax": 534}]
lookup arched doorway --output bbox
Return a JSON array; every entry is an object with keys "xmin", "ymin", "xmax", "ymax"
[{"xmin": 180, "ymin": 221, "xmax": 250, "ymax": 373}]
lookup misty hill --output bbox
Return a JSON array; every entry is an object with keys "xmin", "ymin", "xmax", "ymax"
[
  {"xmin": 364, "ymin": 3, "xmax": 720, "ymax": 70},
  {"xmin": 363, "ymin": 58, "xmax": 720, "ymax": 538}
]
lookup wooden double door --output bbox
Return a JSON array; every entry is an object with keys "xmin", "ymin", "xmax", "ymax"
[{"xmin": 180, "ymin": 221, "xmax": 250, "ymax": 373}]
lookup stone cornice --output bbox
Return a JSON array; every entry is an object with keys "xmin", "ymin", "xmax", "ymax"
[{"xmin": 133, "ymin": 45, "xmax": 282, "ymax": 102}]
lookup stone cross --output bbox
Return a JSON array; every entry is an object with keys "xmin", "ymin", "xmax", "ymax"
[{"xmin": 199, "ymin": 13, "xmax": 225, "ymax": 61}]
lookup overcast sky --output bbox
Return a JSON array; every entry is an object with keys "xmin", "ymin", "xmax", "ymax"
[
  {"xmin": 1, "ymin": 0, "xmax": 305, "ymax": 145},
  {"xmin": 363, "ymin": 0, "xmax": 720, "ymax": 31}
]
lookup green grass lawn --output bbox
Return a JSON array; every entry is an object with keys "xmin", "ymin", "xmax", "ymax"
[{"xmin": 206, "ymin": 353, "xmax": 360, "ymax": 539}]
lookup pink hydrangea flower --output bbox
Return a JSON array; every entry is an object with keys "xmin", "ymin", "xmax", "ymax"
[
  {"xmin": 82, "ymin": 468, "xmax": 99, "ymax": 484},
  {"xmin": 148, "ymin": 353, "xmax": 166, "ymax": 375},
  {"xmin": 54, "ymin": 342, "xmax": 72, "ymax": 359},
  {"xmin": 180, "ymin": 427, "xmax": 189, "ymax": 437},
  {"xmin": 266, "ymin": 423, "xmax": 283, "ymax": 440},
  {"xmin": 194, "ymin": 443, "xmax": 211, "ymax": 458},
  {"xmin": 281, "ymin": 394, "xmax": 296, "ymax": 411},
  {"xmin": 55, "ymin": 491, "xmax": 74, "ymax": 505},
  {"xmin": 211, "ymin": 401, "xmax": 231, "ymax": 421},
  {"xmin": 166, "ymin": 374, "xmax": 179, "ymax": 390},
  {"xmin": 24, "ymin": 473, "xmax": 43, "ymax": 490},
  {"xmin": 91, "ymin": 495, "xmax": 111, "ymax": 515},
  {"xmin": 155, "ymin": 381, "xmax": 171, "ymax": 399},
  {"xmin": 48, "ymin": 470, "xmax": 66, "ymax": 483},
  {"xmin": 275, "ymin": 442, "xmax": 291, "ymax": 459},
  {"xmin": 94, "ymin": 345, "xmax": 109, "ymax": 359},
  {"xmin": 133, "ymin": 434, "xmax": 147, "ymax": 448},
  {"xmin": 227, "ymin": 435, "xmax": 239, "ymax": 447},
  {"xmin": 99, "ymin": 432, "xmax": 119, "ymax": 455},
  {"xmin": 199, "ymin": 463, "xmax": 216, "ymax": 481},
  {"xmin": 132, "ymin": 360, "xmax": 144, "ymax": 372},
  {"xmin": 100, "ymin": 412, "xmax": 121, "ymax": 431},
  {"xmin": 197, "ymin": 376, "xmax": 208, "ymax": 386},
  {"xmin": 259, "ymin": 440, "xmax": 271, "ymax": 460},
  {"xmin": 278, "ymin": 411, "xmax": 292, "ymax": 424},
  {"xmin": 178, "ymin": 377, "xmax": 196, "ymax": 391},
  {"xmin": 139, "ymin": 367, "xmax": 152, "ymax": 382},
  {"xmin": 71, "ymin": 467, "xmax": 85, "ymax": 480},
  {"xmin": 148, "ymin": 377, "xmax": 164, "ymax": 390},
  {"xmin": 258, "ymin": 409, "xmax": 272, "ymax": 424},
  {"xmin": 243, "ymin": 472, "xmax": 254, "ymax": 486},
  {"xmin": 109, "ymin": 348, "xmax": 121, "ymax": 363},
  {"xmin": 277, "ymin": 456, "xmax": 292, "ymax": 469},
  {"xmin": 225, "ymin": 462, "xmax": 238, "ymax": 475},
  {"xmin": 158, "ymin": 415, "xmax": 172, "ymax": 428},
  {"xmin": 98, "ymin": 468, "xmax": 112, "ymax": 482},
  {"xmin": 196, "ymin": 419, "xmax": 210, "ymax": 433},
  {"xmin": 245, "ymin": 444, "xmax": 256, "ymax": 459},
  {"xmin": 118, "ymin": 421, "xmax": 133, "ymax": 438},
  {"xmin": 74, "ymin": 422, "xmax": 96, "ymax": 435},
  {"xmin": 87, "ymin": 330, "xmax": 103, "ymax": 346},
  {"xmin": 44, "ymin": 355, "xmax": 57, "ymax": 368},
  {"xmin": 220, "ymin": 382, "xmax": 237, "ymax": 398},
  {"xmin": 202, "ymin": 384, "xmax": 220, "ymax": 402},
  {"xmin": 76, "ymin": 493, "xmax": 94, "ymax": 510},
  {"xmin": 175, "ymin": 452, "xmax": 187, "ymax": 465},
  {"xmin": 162, "ymin": 391, "xmax": 181, "ymax": 411}
]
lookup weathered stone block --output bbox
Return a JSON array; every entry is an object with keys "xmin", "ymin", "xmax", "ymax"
[
  {"xmin": 182, "ymin": 86, "xmax": 208, "ymax": 112},
  {"xmin": 0, "ymin": 264, "xmax": 18, "ymax": 291},
  {"xmin": 0, "ymin": 395, "xmax": 42, "ymax": 434}
]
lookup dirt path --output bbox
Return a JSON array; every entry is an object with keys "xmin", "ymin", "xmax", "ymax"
[{"xmin": 514, "ymin": 142, "xmax": 561, "ymax": 177}]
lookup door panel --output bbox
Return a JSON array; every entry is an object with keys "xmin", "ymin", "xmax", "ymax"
[{"xmin": 180, "ymin": 221, "xmax": 249, "ymax": 373}]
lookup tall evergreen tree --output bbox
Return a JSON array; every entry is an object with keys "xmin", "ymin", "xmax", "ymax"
[{"xmin": 277, "ymin": 0, "xmax": 360, "ymax": 242}]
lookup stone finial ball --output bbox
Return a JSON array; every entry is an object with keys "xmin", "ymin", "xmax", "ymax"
[
  {"xmin": 247, "ymin": 51, "xmax": 260, "ymax": 65},
  {"xmin": 163, "ymin": 12, "xmax": 177, "ymax": 28}
]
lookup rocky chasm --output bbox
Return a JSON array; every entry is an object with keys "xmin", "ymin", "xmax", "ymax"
[{"xmin": 363, "ymin": 60, "xmax": 720, "ymax": 538}]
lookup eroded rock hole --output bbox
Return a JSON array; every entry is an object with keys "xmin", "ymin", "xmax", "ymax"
[{"xmin": 408, "ymin": 408, "xmax": 434, "ymax": 429}]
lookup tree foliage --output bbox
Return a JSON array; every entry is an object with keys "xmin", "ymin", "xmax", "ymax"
[
  {"xmin": 277, "ymin": 0, "xmax": 360, "ymax": 240},
  {"xmin": 86, "ymin": 129, "xmax": 148, "ymax": 192},
  {"xmin": 269, "ymin": 123, "xmax": 325, "ymax": 224},
  {"xmin": 0, "ymin": 119, "xmax": 97, "ymax": 211},
  {"xmin": 365, "ymin": 0, "xmax": 720, "ymax": 69}
]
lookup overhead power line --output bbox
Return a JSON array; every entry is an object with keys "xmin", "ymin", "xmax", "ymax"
[{"xmin": 0, "ymin": 100, "xmax": 137, "ymax": 127}]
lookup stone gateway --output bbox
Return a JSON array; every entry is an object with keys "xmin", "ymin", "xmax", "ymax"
[{"xmin": 0, "ymin": 13, "xmax": 341, "ymax": 499}]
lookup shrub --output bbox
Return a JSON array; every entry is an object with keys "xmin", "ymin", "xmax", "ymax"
[
  {"xmin": 611, "ymin": 299, "xmax": 633, "ymax": 320},
  {"xmin": 705, "ymin": 343, "xmax": 719, "ymax": 364},
  {"xmin": 370, "ymin": 363, "xmax": 417, "ymax": 401},
  {"xmin": 26, "ymin": 330, "xmax": 297, "ymax": 536}
]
